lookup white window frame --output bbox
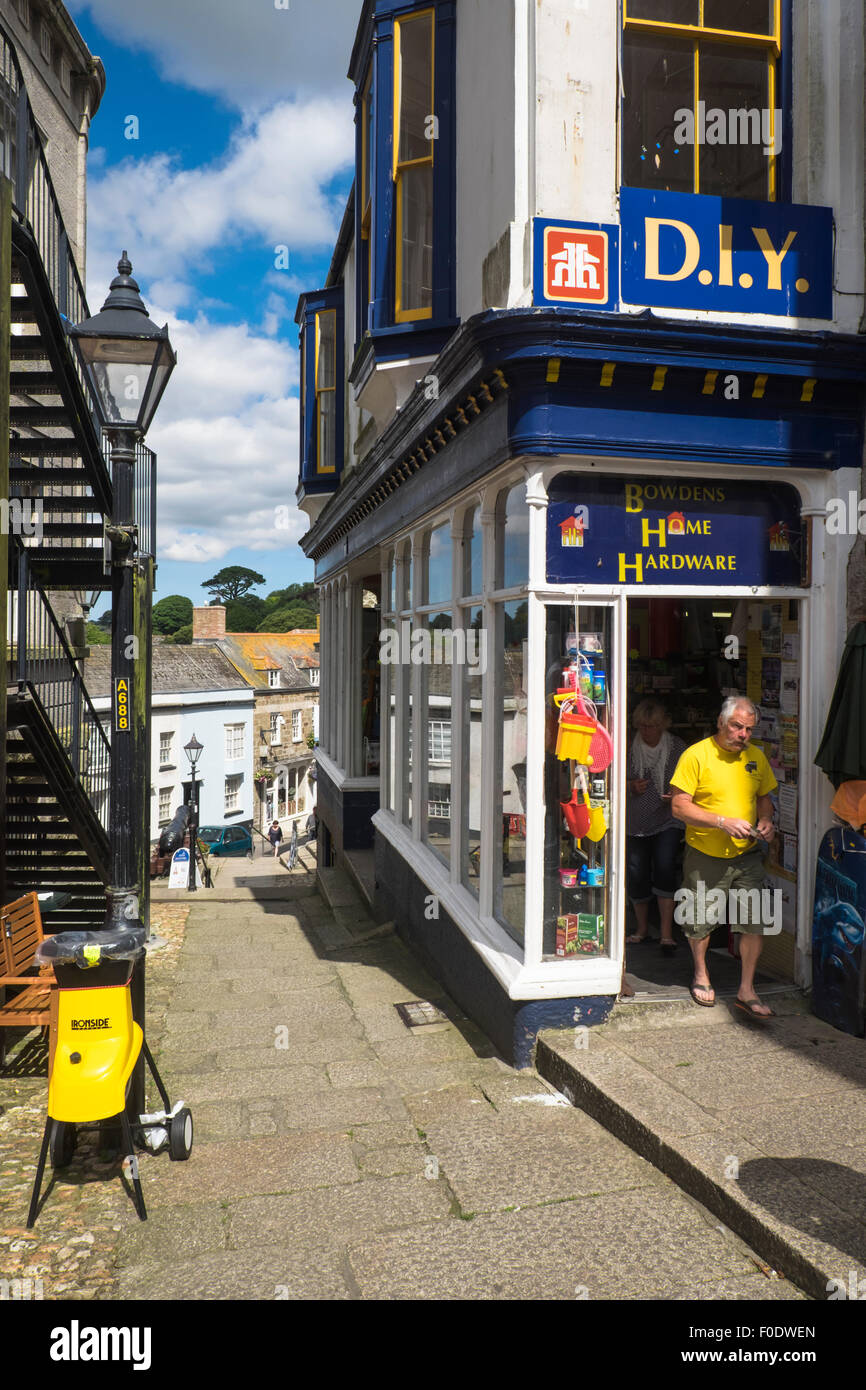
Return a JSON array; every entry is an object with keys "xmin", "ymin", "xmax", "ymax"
[
  {"xmin": 428, "ymin": 719, "xmax": 452, "ymax": 765},
  {"xmin": 268, "ymin": 668, "xmax": 281, "ymax": 688},
  {"xmin": 17, "ymin": 0, "xmax": 29, "ymax": 29},
  {"xmin": 158, "ymin": 731, "xmax": 174, "ymax": 767},
  {"xmin": 158, "ymin": 786, "xmax": 173, "ymax": 823},
  {"xmin": 292, "ymin": 709, "xmax": 302, "ymax": 743},
  {"xmin": 39, "ymin": 19, "xmax": 51, "ymax": 62},
  {"xmin": 225, "ymin": 723, "xmax": 245, "ymax": 761},
  {"xmin": 224, "ymin": 774, "xmax": 242, "ymax": 814},
  {"xmin": 270, "ymin": 712, "xmax": 283, "ymax": 745},
  {"xmin": 310, "ymin": 668, "xmax": 320, "ymax": 686}
]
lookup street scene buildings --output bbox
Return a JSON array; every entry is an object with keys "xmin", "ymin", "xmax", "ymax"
[{"xmin": 1, "ymin": 0, "xmax": 866, "ymax": 1323}]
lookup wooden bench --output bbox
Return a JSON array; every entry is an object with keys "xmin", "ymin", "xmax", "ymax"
[{"xmin": 0, "ymin": 893, "xmax": 57, "ymax": 1070}]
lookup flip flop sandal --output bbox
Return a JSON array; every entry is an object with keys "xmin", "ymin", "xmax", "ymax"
[
  {"xmin": 625, "ymin": 933, "xmax": 648, "ymax": 944},
  {"xmin": 690, "ymin": 983, "xmax": 716, "ymax": 1007},
  {"xmin": 736, "ymin": 998, "xmax": 775, "ymax": 1020},
  {"xmin": 660, "ymin": 941, "xmax": 677, "ymax": 956}
]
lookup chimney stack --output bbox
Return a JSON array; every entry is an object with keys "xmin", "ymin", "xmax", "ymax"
[{"xmin": 193, "ymin": 605, "xmax": 226, "ymax": 643}]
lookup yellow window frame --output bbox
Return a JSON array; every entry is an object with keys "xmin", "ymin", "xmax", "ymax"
[
  {"xmin": 315, "ymin": 309, "xmax": 336, "ymax": 475},
  {"xmin": 393, "ymin": 7, "xmax": 435, "ymax": 324},
  {"xmin": 623, "ymin": 0, "xmax": 782, "ymax": 200}
]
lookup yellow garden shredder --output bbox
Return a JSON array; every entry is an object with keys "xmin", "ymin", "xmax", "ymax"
[{"xmin": 26, "ymin": 926, "xmax": 193, "ymax": 1227}]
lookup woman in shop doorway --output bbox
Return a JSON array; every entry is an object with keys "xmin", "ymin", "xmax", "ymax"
[{"xmin": 626, "ymin": 701, "xmax": 685, "ymax": 953}]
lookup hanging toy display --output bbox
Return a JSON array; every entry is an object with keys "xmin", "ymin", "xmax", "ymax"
[{"xmin": 553, "ymin": 690, "xmax": 598, "ymax": 764}]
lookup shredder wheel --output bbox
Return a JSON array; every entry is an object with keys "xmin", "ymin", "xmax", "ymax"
[
  {"xmin": 168, "ymin": 1107, "xmax": 193, "ymax": 1161},
  {"xmin": 49, "ymin": 1121, "xmax": 76, "ymax": 1169}
]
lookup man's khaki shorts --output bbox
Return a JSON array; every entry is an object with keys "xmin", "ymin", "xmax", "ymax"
[{"xmin": 678, "ymin": 845, "xmax": 768, "ymax": 940}]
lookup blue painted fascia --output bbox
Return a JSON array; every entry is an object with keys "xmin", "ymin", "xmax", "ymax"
[{"xmin": 467, "ymin": 307, "xmax": 866, "ymax": 384}]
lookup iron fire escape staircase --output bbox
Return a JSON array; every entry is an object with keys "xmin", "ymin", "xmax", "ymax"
[{"xmin": 1, "ymin": 20, "xmax": 152, "ymax": 929}]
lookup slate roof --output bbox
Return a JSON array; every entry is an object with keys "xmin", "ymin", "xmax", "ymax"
[
  {"xmin": 216, "ymin": 632, "xmax": 320, "ymax": 693},
  {"xmin": 82, "ymin": 644, "xmax": 252, "ymax": 698}
]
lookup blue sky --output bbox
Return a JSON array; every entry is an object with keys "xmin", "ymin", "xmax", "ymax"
[{"xmin": 65, "ymin": 0, "xmax": 361, "ymax": 614}]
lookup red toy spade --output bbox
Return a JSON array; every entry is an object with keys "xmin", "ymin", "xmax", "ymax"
[{"xmin": 561, "ymin": 786, "xmax": 591, "ymax": 839}]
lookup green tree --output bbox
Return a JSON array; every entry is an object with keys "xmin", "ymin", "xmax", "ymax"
[
  {"xmin": 259, "ymin": 601, "xmax": 317, "ymax": 633},
  {"xmin": 85, "ymin": 621, "xmax": 111, "ymax": 646},
  {"xmin": 265, "ymin": 582, "xmax": 318, "ymax": 607},
  {"xmin": 152, "ymin": 594, "xmax": 194, "ymax": 635},
  {"xmin": 225, "ymin": 595, "xmax": 267, "ymax": 632},
  {"xmin": 202, "ymin": 566, "xmax": 266, "ymax": 604},
  {"xmin": 168, "ymin": 624, "xmax": 193, "ymax": 645},
  {"xmin": 94, "ymin": 610, "xmax": 112, "ymax": 631}
]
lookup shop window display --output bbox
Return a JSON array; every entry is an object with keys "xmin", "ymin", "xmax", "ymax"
[
  {"xmin": 422, "ymin": 611, "xmax": 453, "ymax": 865},
  {"xmin": 544, "ymin": 605, "xmax": 614, "ymax": 961},
  {"xmin": 494, "ymin": 599, "xmax": 529, "ymax": 943},
  {"xmin": 360, "ymin": 581, "xmax": 381, "ymax": 777}
]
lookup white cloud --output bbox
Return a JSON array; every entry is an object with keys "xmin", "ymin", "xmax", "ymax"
[
  {"xmin": 67, "ymin": 0, "xmax": 361, "ymax": 109},
  {"xmin": 142, "ymin": 314, "xmax": 309, "ymax": 564},
  {"xmin": 86, "ymin": 99, "xmax": 354, "ymax": 296}
]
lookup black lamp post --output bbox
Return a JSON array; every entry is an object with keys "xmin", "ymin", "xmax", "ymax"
[
  {"xmin": 184, "ymin": 734, "xmax": 203, "ymax": 892},
  {"xmin": 69, "ymin": 254, "xmax": 176, "ymax": 1114}
]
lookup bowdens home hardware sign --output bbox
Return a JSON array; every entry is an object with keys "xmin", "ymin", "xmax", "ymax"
[
  {"xmin": 547, "ymin": 476, "xmax": 803, "ymax": 588},
  {"xmin": 535, "ymin": 189, "xmax": 834, "ymax": 320}
]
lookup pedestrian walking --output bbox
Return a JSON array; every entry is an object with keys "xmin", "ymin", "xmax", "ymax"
[
  {"xmin": 268, "ymin": 820, "xmax": 283, "ymax": 858},
  {"xmin": 670, "ymin": 697, "xmax": 777, "ymax": 1017}
]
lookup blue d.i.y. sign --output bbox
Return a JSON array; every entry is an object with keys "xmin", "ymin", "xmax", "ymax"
[{"xmin": 620, "ymin": 187, "xmax": 834, "ymax": 320}]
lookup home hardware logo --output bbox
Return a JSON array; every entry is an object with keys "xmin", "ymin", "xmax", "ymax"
[{"xmin": 70, "ymin": 1018, "xmax": 110, "ymax": 1031}]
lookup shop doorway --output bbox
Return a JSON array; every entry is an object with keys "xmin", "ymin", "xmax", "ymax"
[{"xmin": 623, "ymin": 596, "xmax": 802, "ymax": 998}]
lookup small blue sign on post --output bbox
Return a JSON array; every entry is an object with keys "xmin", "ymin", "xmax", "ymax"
[{"xmin": 620, "ymin": 187, "xmax": 834, "ymax": 320}]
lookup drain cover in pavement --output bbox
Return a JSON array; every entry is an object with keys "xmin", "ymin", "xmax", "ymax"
[{"xmin": 395, "ymin": 1000, "xmax": 449, "ymax": 1029}]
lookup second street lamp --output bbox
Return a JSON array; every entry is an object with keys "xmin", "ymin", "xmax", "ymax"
[{"xmin": 184, "ymin": 734, "xmax": 204, "ymax": 892}]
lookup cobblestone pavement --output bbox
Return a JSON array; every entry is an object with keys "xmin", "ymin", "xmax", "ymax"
[
  {"xmin": 0, "ymin": 906, "xmax": 189, "ymax": 1300},
  {"xmin": 0, "ymin": 893, "xmax": 808, "ymax": 1301}
]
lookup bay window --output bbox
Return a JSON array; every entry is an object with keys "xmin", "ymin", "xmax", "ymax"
[{"xmin": 351, "ymin": 0, "xmax": 456, "ymax": 345}]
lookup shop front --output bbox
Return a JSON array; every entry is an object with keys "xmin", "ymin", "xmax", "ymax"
[
  {"xmin": 306, "ymin": 308, "xmax": 866, "ymax": 1065},
  {"xmin": 364, "ymin": 452, "xmax": 827, "ymax": 1060}
]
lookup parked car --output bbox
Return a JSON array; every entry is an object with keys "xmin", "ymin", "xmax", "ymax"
[{"xmin": 198, "ymin": 825, "xmax": 253, "ymax": 857}]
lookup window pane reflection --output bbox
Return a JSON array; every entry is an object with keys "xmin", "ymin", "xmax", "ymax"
[{"xmin": 461, "ymin": 608, "xmax": 484, "ymax": 896}]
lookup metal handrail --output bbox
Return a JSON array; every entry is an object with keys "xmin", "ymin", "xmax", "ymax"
[
  {"xmin": 8, "ymin": 545, "xmax": 111, "ymax": 834},
  {"xmin": 0, "ymin": 21, "xmax": 89, "ymax": 323}
]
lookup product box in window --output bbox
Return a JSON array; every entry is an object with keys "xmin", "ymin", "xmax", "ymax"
[
  {"xmin": 578, "ymin": 913, "xmax": 605, "ymax": 954},
  {"xmin": 556, "ymin": 915, "xmax": 579, "ymax": 957}
]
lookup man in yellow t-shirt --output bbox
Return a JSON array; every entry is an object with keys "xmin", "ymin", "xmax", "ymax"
[{"xmin": 670, "ymin": 698, "xmax": 778, "ymax": 1018}]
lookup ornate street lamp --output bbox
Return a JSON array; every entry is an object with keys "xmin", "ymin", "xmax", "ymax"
[
  {"xmin": 68, "ymin": 252, "xmax": 176, "ymax": 435},
  {"xmin": 70, "ymin": 254, "xmax": 176, "ymax": 1115},
  {"xmin": 184, "ymin": 734, "xmax": 203, "ymax": 893}
]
